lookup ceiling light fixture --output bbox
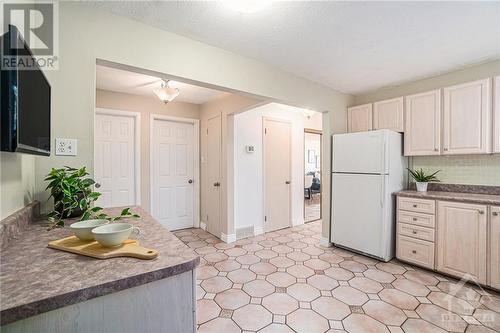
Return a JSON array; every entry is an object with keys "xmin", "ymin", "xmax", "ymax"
[
  {"xmin": 154, "ymin": 80, "xmax": 180, "ymax": 104},
  {"xmin": 226, "ymin": 0, "xmax": 271, "ymax": 14},
  {"xmin": 303, "ymin": 109, "xmax": 316, "ymax": 119}
]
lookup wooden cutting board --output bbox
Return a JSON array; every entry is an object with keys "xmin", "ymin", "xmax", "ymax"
[{"xmin": 48, "ymin": 236, "xmax": 159, "ymax": 260}]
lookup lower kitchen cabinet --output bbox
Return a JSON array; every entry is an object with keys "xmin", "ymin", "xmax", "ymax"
[
  {"xmin": 490, "ymin": 206, "xmax": 500, "ymax": 289},
  {"xmin": 436, "ymin": 201, "xmax": 488, "ymax": 284}
]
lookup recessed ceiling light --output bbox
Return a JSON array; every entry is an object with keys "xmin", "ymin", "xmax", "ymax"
[{"xmin": 226, "ymin": 0, "xmax": 271, "ymax": 14}]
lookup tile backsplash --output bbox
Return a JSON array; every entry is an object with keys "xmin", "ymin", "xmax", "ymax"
[{"xmin": 411, "ymin": 155, "xmax": 500, "ymax": 186}]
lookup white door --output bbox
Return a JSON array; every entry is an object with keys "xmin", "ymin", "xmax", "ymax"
[
  {"xmin": 333, "ymin": 130, "xmax": 387, "ymax": 174},
  {"xmin": 347, "ymin": 104, "xmax": 373, "ymax": 133},
  {"xmin": 443, "ymin": 79, "xmax": 491, "ymax": 154},
  {"xmin": 331, "ymin": 173, "xmax": 387, "ymax": 259},
  {"xmin": 95, "ymin": 113, "xmax": 137, "ymax": 208},
  {"xmin": 151, "ymin": 118, "xmax": 194, "ymax": 230},
  {"xmin": 404, "ymin": 89, "xmax": 441, "ymax": 156},
  {"xmin": 373, "ymin": 97, "xmax": 404, "ymax": 132},
  {"xmin": 206, "ymin": 115, "xmax": 222, "ymax": 238},
  {"xmin": 264, "ymin": 118, "xmax": 291, "ymax": 232}
]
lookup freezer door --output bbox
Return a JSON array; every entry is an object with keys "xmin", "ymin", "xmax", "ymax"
[
  {"xmin": 333, "ymin": 130, "xmax": 388, "ymax": 174},
  {"xmin": 331, "ymin": 173, "xmax": 390, "ymax": 260}
]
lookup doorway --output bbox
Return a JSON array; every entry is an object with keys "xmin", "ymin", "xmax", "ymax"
[
  {"xmin": 304, "ymin": 129, "xmax": 322, "ymax": 222},
  {"xmin": 94, "ymin": 109, "xmax": 140, "ymax": 208},
  {"xmin": 150, "ymin": 115, "xmax": 199, "ymax": 230},
  {"xmin": 263, "ymin": 117, "xmax": 292, "ymax": 232}
]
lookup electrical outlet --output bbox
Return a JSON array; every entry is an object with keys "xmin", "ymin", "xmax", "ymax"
[{"xmin": 55, "ymin": 138, "xmax": 77, "ymax": 156}]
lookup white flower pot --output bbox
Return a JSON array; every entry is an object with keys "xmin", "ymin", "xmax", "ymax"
[{"xmin": 416, "ymin": 182, "xmax": 428, "ymax": 192}]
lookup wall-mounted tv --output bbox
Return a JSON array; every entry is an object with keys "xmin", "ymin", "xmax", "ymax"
[{"xmin": 1, "ymin": 25, "xmax": 51, "ymax": 156}]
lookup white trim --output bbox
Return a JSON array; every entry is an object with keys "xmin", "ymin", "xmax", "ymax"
[
  {"xmin": 150, "ymin": 114, "xmax": 200, "ymax": 228},
  {"xmin": 200, "ymin": 222, "xmax": 207, "ymax": 231},
  {"xmin": 262, "ymin": 116, "xmax": 293, "ymax": 233},
  {"xmin": 221, "ymin": 232, "xmax": 236, "ymax": 243},
  {"xmin": 320, "ymin": 237, "xmax": 333, "ymax": 248},
  {"xmin": 253, "ymin": 226, "xmax": 264, "ymax": 236},
  {"xmin": 94, "ymin": 108, "xmax": 142, "ymax": 206}
]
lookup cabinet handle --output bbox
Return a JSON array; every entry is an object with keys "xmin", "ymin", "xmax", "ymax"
[
  {"xmin": 434, "ymin": 148, "xmax": 438, "ymax": 152},
  {"xmin": 412, "ymin": 250, "xmax": 417, "ymax": 254},
  {"xmin": 479, "ymin": 210, "xmax": 484, "ymax": 214},
  {"xmin": 493, "ymin": 212, "xmax": 499, "ymax": 216},
  {"xmin": 443, "ymin": 148, "xmax": 448, "ymax": 151},
  {"xmin": 413, "ymin": 204, "xmax": 417, "ymax": 208},
  {"xmin": 412, "ymin": 230, "xmax": 417, "ymax": 234},
  {"xmin": 412, "ymin": 217, "xmax": 417, "ymax": 221}
]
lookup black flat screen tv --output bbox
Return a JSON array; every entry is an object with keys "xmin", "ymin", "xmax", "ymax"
[{"xmin": 1, "ymin": 25, "xmax": 51, "ymax": 156}]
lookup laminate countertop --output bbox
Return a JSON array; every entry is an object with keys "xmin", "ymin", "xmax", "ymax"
[
  {"xmin": 395, "ymin": 190, "xmax": 500, "ymax": 206},
  {"xmin": 0, "ymin": 207, "xmax": 199, "ymax": 325}
]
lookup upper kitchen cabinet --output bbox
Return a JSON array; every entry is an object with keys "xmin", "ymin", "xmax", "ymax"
[
  {"xmin": 494, "ymin": 76, "xmax": 500, "ymax": 153},
  {"xmin": 443, "ymin": 79, "xmax": 492, "ymax": 155},
  {"xmin": 404, "ymin": 89, "xmax": 441, "ymax": 156},
  {"xmin": 347, "ymin": 104, "xmax": 373, "ymax": 133},
  {"xmin": 373, "ymin": 97, "xmax": 404, "ymax": 132}
]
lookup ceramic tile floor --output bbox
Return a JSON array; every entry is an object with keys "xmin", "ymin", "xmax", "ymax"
[{"xmin": 173, "ymin": 221, "xmax": 500, "ymax": 333}]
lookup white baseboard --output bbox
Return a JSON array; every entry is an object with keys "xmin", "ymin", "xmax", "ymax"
[
  {"xmin": 320, "ymin": 237, "xmax": 333, "ymax": 247},
  {"xmin": 292, "ymin": 218, "xmax": 304, "ymax": 227},
  {"xmin": 221, "ymin": 232, "xmax": 236, "ymax": 243},
  {"xmin": 254, "ymin": 226, "xmax": 264, "ymax": 236},
  {"xmin": 199, "ymin": 222, "xmax": 207, "ymax": 231}
]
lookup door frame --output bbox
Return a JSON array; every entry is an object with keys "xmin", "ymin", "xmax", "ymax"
[
  {"xmin": 303, "ymin": 128, "xmax": 322, "ymax": 222},
  {"xmin": 262, "ymin": 116, "xmax": 292, "ymax": 232},
  {"xmin": 94, "ymin": 108, "xmax": 141, "ymax": 206},
  {"xmin": 149, "ymin": 114, "xmax": 200, "ymax": 228}
]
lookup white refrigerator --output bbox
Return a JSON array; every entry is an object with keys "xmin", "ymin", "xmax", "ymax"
[{"xmin": 331, "ymin": 129, "xmax": 407, "ymax": 262}]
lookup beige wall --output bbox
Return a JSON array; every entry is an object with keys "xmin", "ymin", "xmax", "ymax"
[
  {"xmin": 352, "ymin": 59, "xmax": 500, "ymax": 187},
  {"xmin": 30, "ymin": 2, "xmax": 351, "ymax": 214},
  {"xmin": 95, "ymin": 89, "xmax": 200, "ymax": 212},
  {"xmin": 200, "ymin": 94, "xmax": 265, "ymax": 238},
  {"xmin": 0, "ymin": 153, "xmax": 35, "ymax": 220}
]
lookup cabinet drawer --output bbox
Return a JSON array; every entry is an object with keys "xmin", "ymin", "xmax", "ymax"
[
  {"xmin": 398, "ymin": 197, "xmax": 435, "ymax": 214},
  {"xmin": 398, "ymin": 210, "xmax": 435, "ymax": 228},
  {"xmin": 397, "ymin": 235, "xmax": 435, "ymax": 269},
  {"xmin": 398, "ymin": 223, "xmax": 435, "ymax": 242}
]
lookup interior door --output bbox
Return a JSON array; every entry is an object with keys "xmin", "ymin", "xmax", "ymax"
[
  {"xmin": 94, "ymin": 113, "xmax": 136, "ymax": 208},
  {"xmin": 264, "ymin": 118, "xmax": 291, "ymax": 232},
  {"xmin": 206, "ymin": 114, "xmax": 222, "ymax": 238},
  {"xmin": 151, "ymin": 118, "xmax": 194, "ymax": 230}
]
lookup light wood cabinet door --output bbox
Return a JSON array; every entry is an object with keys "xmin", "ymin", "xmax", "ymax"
[
  {"xmin": 437, "ymin": 201, "xmax": 487, "ymax": 284},
  {"xmin": 347, "ymin": 104, "xmax": 372, "ymax": 133},
  {"xmin": 373, "ymin": 97, "xmax": 404, "ymax": 132},
  {"xmin": 443, "ymin": 79, "xmax": 491, "ymax": 155},
  {"xmin": 494, "ymin": 76, "xmax": 500, "ymax": 153},
  {"xmin": 404, "ymin": 90, "xmax": 441, "ymax": 156},
  {"xmin": 490, "ymin": 206, "xmax": 500, "ymax": 289}
]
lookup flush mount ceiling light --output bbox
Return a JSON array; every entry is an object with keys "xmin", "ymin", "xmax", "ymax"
[
  {"xmin": 303, "ymin": 109, "xmax": 316, "ymax": 119},
  {"xmin": 226, "ymin": 0, "xmax": 271, "ymax": 14},
  {"xmin": 154, "ymin": 80, "xmax": 180, "ymax": 104}
]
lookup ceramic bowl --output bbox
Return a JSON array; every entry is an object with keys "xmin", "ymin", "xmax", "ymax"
[
  {"xmin": 92, "ymin": 223, "xmax": 141, "ymax": 247},
  {"xmin": 70, "ymin": 219, "xmax": 109, "ymax": 241}
]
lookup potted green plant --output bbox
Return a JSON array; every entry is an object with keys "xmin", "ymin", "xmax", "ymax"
[
  {"xmin": 407, "ymin": 168, "xmax": 441, "ymax": 192},
  {"xmin": 45, "ymin": 166, "xmax": 139, "ymax": 228}
]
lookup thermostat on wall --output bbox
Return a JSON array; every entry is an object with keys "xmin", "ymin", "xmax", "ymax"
[{"xmin": 245, "ymin": 145, "xmax": 255, "ymax": 153}]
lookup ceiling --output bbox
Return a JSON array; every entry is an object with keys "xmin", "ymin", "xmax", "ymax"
[
  {"xmin": 91, "ymin": 1, "xmax": 500, "ymax": 95},
  {"xmin": 95, "ymin": 65, "xmax": 227, "ymax": 104}
]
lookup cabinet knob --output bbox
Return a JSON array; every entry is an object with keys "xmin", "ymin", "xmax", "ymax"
[
  {"xmin": 412, "ymin": 250, "xmax": 417, "ymax": 254},
  {"xmin": 493, "ymin": 212, "xmax": 499, "ymax": 216},
  {"xmin": 434, "ymin": 148, "xmax": 438, "ymax": 152},
  {"xmin": 413, "ymin": 204, "xmax": 417, "ymax": 208},
  {"xmin": 443, "ymin": 148, "xmax": 448, "ymax": 151},
  {"xmin": 412, "ymin": 217, "xmax": 417, "ymax": 221},
  {"xmin": 412, "ymin": 230, "xmax": 417, "ymax": 234},
  {"xmin": 479, "ymin": 210, "xmax": 484, "ymax": 214}
]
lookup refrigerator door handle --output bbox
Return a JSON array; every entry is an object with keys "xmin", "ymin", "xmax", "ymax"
[
  {"xmin": 380, "ymin": 176, "xmax": 385, "ymax": 207},
  {"xmin": 380, "ymin": 137, "xmax": 386, "ymax": 175}
]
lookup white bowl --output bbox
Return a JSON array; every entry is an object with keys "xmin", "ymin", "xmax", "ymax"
[
  {"xmin": 70, "ymin": 219, "xmax": 109, "ymax": 241},
  {"xmin": 92, "ymin": 223, "xmax": 141, "ymax": 247}
]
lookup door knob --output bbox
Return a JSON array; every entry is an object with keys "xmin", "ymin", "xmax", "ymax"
[
  {"xmin": 188, "ymin": 179, "xmax": 193, "ymax": 184},
  {"xmin": 95, "ymin": 183, "xmax": 101, "ymax": 188},
  {"xmin": 213, "ymin": 182, "xmax": 220, "ymax": 187},
  {"xmin": 285, "ymin": 181, "xmax": 290, "ymax": 184}
]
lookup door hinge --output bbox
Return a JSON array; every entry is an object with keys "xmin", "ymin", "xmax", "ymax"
[
  {"xmin": 206, "ymin": 128, "xmax": 208, "ymax": 135},
  {"xmin": 264, "ymin": 215, "xmax": 267, "ymax": 222},
  {"xmin": 264, "ymin": 128, "xmax": 267, "ymax": 134},
  {"xmin": 206, "ymin": 214, "xmax": 209, "ymax": 221}
]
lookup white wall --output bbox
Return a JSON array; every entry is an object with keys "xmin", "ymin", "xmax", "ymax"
[
  {"xmin": 233, "ymin": 103, "xmax": 321, "ymax": 234},
  {"xmin": 304, "ymin": 133, "xmax": 321, "ymax": 174}
]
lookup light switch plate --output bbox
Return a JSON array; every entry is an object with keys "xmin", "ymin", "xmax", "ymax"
[{"xmin": 55, "ymin": 138, "xmax": 77, "ymax": 156}]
